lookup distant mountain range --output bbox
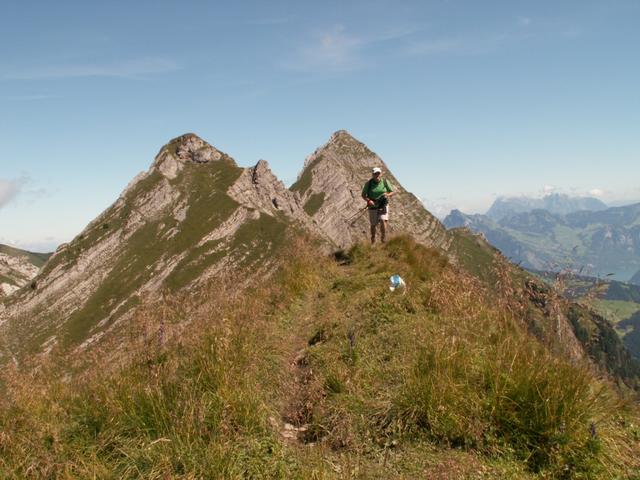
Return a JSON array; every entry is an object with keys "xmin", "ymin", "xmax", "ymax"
[
  {"xmin": 444, "ymin": 199, "xmax": 640, "ymax": 281},
  {"xmin": 486, "ymin": 193, "xmax": 608, "ymax": 220}
]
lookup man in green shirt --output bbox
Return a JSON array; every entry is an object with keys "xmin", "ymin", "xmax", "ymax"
[{"xmin": 362, "ymin": 167, "xmax": 394, "ymax": 244}]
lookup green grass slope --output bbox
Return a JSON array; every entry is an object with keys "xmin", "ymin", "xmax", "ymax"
[
  {"xmin": 1, "ymin": 236, "xmax": 638, "ymax": 479},
  {"xmin": 450, "ymin": 229, "xmax": 640, "ymax": 390}
]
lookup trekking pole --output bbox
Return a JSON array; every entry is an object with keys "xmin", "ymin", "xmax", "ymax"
[{"xmin": 347, "ymin": 206, "xmax": 368, "ymax": 224}]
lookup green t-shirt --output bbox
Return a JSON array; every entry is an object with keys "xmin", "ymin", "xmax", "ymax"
[{"xmin": 362, "ymin": 177, "xmax": 394, "ymax": 208}]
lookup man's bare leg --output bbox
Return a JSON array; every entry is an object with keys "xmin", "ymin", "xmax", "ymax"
[
  {"xmin": 370, "ymin": 224, "xmax": 376, "ymax": 244},
  {"xmin": 380, "ymin": 220, "xmax": 387, "ymax": 243}
]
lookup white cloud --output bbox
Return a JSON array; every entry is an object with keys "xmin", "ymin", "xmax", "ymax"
[
  {"xmin": 420, "ymin": 195, "xmax": 494, "ymax": 218},
  {"xmin": 283, "ymin": 25, "xmax": 416, "ymax": 73},
  {"xmin": 0, "ymin": 179, "xmax": 20, "ymax": 209},
  {"xmin": 543, "ymin": 185, "xmax": 556, "ymax": 194},
  {"xmin": 284, "ymin": 25, "xmax": 365, "ymax": 72},
  {"xmin": 516, "ymin": 16, "xmax": 532, "ymax": 27},
  {"xmin": 588, "ymin": 188, "xmax": 605, "ymax": 197},
  {"xmin": 3, "ymin": 58, "xmax": 181, "ymax": 80}
]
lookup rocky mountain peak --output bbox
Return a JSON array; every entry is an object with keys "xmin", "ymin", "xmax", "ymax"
[
  {"xmin": 151, "ymin": 133, "xmax": 232, "ymax": 180},
  {"xmin": 171, "ymin": 133, "xmax": 224, "ymax": 164},
  {"xmin": 292, "ymin": 132, "xmax": 450, "ymax": 250},
  {"xmin": 303, "ymin": 130, "xmax": 377, "ymax": 171},
  {"xmin": 327, "ymin": 129, "xmax": 360, "ymax": 146},
  {"xmin": 443, "ymin": 209, "xmax": 473, "ymax": 228}
]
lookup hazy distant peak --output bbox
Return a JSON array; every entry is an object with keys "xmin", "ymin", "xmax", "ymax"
[{"xmin": 487, "ymin": 193, "xmax": 607, "ymax": 220}]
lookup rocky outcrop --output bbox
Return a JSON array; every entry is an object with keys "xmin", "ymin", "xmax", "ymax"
[
  {"xmin": 228, "ymin": 159, "xmax": 334, "ymax": 247},
  {"xmin": 230, "ymin": 160, "xmax": 306, "ymax": 223},
  {"xmin": 291, "ymin": 130, "xmax": 450, "ymax": 250}
]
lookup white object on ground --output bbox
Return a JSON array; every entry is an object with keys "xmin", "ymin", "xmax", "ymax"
[{"xmin": 389, "ymin": 274, "xmax": 406, "ymax": 292}]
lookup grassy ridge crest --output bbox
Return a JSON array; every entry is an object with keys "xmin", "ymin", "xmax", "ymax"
[{"xmin": 1, "ymin": 235, "xmax": 638, "ymax": 478}]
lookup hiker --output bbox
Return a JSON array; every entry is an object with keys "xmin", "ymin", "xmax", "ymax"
[{"xmin": 362, "ymin": 167, "xmax": 394, "ymax": 244}]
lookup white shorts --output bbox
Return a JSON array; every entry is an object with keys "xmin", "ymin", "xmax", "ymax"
[{"xmin": 368, "ymin": 206, "xmax": 389, "ymax": 226}]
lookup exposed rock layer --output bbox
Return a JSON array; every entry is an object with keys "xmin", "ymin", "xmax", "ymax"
[{"xmin": 291, "ymin": 130, "xmax": 450, "ymax": 250}]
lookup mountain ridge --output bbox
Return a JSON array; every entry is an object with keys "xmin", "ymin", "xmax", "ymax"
[
  {"xmin": 0, "ymin": 131, "xmax": 450, "ymax": 362},
  {"xmin": 0, "ymin": 133, "xmax": 300, "ymax": 358},
  {"xmin": 291, "ymin": 130, "xmax": 450, "ymax": 250}
]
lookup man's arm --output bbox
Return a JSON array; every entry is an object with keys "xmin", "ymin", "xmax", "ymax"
[{"xmin": 384, "ymin": 179, "xmax": 394, "ymax": 198}]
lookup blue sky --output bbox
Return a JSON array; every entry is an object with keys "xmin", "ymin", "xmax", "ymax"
[{"xmin": 1, "ymin": 0, "xmax": 639, "ymax": 251}]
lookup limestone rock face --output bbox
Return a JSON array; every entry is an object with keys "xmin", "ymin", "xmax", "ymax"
[
  {"xmin": 229, "ymin": 160, "xmax": 304, "ymax": 219},
  {"xmin": 228, "ymin": 160, "xmax": 328, "ymax": 243},
  {"xmin": 291, "ymin": 130, "xmax": 451, "ymax": 250},
  {"xmin": 174, "ymin": 133, "xmax": 223, "ymax": 163}
]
